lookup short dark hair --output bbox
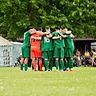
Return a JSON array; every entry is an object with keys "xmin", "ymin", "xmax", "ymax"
[
  {"xmin": 27, "ymin": 25, "xmax": 34, "ymax": 30},
  {"xmin": 55, "ymin": 26, "xmax": 60, "ymax": 30},
  {"xmin": 92, "ymin": 49, "xmax": 95, "ymax": 52},
  {"xmin": 45, "ymin": 26, "xmax": 50, "ymax": 30},
  {"xmin": 38, "ymin": 27, "xmax": 42, "ymax": 31},
  {"xmin": 29, "ymin": 26, "xmax": 34, "ymax": 29}
]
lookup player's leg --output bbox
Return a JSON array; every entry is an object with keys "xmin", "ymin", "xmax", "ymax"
[
  {"xmin": 54, "ymin": 48, "xmax": 59, "ymax": 71},
  {"xmin": 38, "ymin": 58, "xmax": 43, "ymax": 71},
  {"xmin": 65, "ymin": 48, "xmax": 70, "ymax": 71},
  {"xmin": 32, "ymin": 58, "xmax": 37, "ymax": 71},
  {"xmin": 23, "ymin": 47, "xmax": 30, "ymax": 71},
  {"xmin": 64, "ymin": 58, "xmax": 68, "ymax": 71},
  {"xmin": 30, "ymin": 47, "xmax": 37, "ymax": 71},
  {"xmin": 37, "ymin": 48, "xmax": 43, "ymax": 71},
  {"xmin": 68, "ymin": 48, "xmax": 74, "ymax": 71},
  {"xmin": 44, "ymin": 58, "xmax": 49, "ymax": 71},
  {"xmin": 24, "ymin": 58, "xmax": 29, "ymax": 71},
  {"xmin": 20, "ymin": 46, "xmax": 25, "ymax": 70},
  {"xmin": 66, "ymin": 48, "xmax": 73, "ymax": 71},
  {"xmin": 60, "ymin": 58, "xmax": 64, "ymax": 71},
  {"xmin": 68, "ymin": 57, "xmax": 74, "ymax": 71},
  {"xmin": 48, "ymin": 51, "xmax": 53, "ymax": 71},
  {"xmin": 64, "ymin": 48, "xmax": 67, "ymax": 70},
  {"xmin": 20, "ymin": 46, "xmax": 28, "ymax": 71},
  {"xmin": 20, "ymin": 58, "xmax": 24, "ymax": 70},
  {"xmin": 42, "ymin": 51, "xmax": 49, "ymax": 71},
  {"xmin": 55, "ymin": 58, "xmax": 59, "ymax": 71},
  {"xmin": 49, "ymin": 58, "xmax": 53, "ymax": 71},
  {"xmin": 60, "ymin": 48, "xmax": 64, "ymax": 71}
]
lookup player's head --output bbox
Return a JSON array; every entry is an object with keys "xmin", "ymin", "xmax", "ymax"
[
  {"xmin": 29, "ymin": 26, "xmax": 34, "ymax": 29},
  {"xmin": 30, "ymin": 29, "xmax": 36, "ymax": 34},
  {"xmin": 28, "ymin": 26, "xmax": 36, "ymax": 33},
  {"xmin": 91, "ymin": 49, "xmax": 95, "ymax": 53},
  {"xmin": 66, "ymin": 30, "xmax": 71, "ymax": 34},
  {"xmin": 55, "ymin": 26, "xmax": 60, "ymax": 31},
  {"xmin": 63, "ymin": 28, "xmax": 68, "ymax": 32},
  {"xmin": 45, "ymin": 26, "xmax": 50, "ymax": 32},
  {"xmin": 59, "ymin": 27, "xmax": 63, "ymax": 32},
  {"xmin": 28, "ymin": 25, "xmax": 35, "ymax": 30},
  {"xmin": 38, "ymin": 27, "xmax": 42, "ymax": 32}
]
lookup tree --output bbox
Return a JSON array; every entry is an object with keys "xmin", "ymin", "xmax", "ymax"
[{"xmin": 0, "ymin": 0, "xmax": 96, "ymax": 41}]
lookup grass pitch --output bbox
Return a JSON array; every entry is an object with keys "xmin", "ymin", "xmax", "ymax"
[{"xmin": 0, "ymin": 67, "xmax": 96, "ymax": 96}]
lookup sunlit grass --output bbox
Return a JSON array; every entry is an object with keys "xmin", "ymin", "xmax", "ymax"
[{"xmin": 0, "ymin": 67, "xmax": 96, "ymax": 96}]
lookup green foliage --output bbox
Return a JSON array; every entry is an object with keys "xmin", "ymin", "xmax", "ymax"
[{"xmin": 0, "ymin": 0, "xmax": 96, "ymax": 40}]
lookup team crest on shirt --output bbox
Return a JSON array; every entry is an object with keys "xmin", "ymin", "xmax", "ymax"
[{"xmin": 44, "ymin": 37, "xmax": 50, "ymax": 42}]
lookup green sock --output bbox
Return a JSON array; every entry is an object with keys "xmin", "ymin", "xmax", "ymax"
[
  {"xmin": 55, "ymin": 59, "xmax": 59, "ymax": 70},
  {"xmin": 44, "ymin": 59, "xmax": 48, "ymax": 71},
  {"xmin": 49, "ymin": 59, "xmax": 53, "ymax": 71},
  {"xmin": 63, "ymin": 60, "xmax": 65, "ymax": 70},
  {"xmin": 60, "ymin": 59, "xmax": 64, "ymax": 70},
  {"xmin": 68, "ymin": 58, "xmax": 73, "ymax": 69},
  {"xmin": 25, "ymin": 64, "xmax": 28, "ymax": 71},
  {"xmin": 65, "ymin": 59, "xmax": 68, "ymax": 69},
  {"xmin": 20, "ymin": 64, "xmax": 23, "ymax": 71}
]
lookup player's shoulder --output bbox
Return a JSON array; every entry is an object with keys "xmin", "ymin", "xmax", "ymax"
[
  {"xmin": 24, "ymin": 31, "xmax": 28, "ymax": 34},
  {"xmin": 36, "ymin": 31, "xmax": 43, "ymax": 36},
  {"xmin": 51, "ymin": 31, "xmax": 57, "ymax": 35},
  {"xmin": 51, "ymin": 31, "xmax": 55, "ymax": 33},
  {"xmin": 62, "ymin": 32, "xmax": 66, "ymax": 35},
  {"xmin": 24, "ymin": 31, "xmax": 29, "ymax": 36}
]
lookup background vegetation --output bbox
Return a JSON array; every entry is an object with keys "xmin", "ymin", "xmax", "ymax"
[{"xmin": 0, "ymin": 0, "xmax": 96, "ymax": 40}]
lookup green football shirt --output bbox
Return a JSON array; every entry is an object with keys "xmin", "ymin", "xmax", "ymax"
[
  {"xmin": 52, "ymin": 32, "xmax": 65, "ymax": 48},
  {"xmin": 41, "ymin": 35, "xmax": 53, "ymax": 51},
  {"xmin": 22, "ymin": 31, "xmax": 30, "ymax": 47},
  {"xmin": 65, "ymin": 34, "xmax": 74, "ymax": 49}
]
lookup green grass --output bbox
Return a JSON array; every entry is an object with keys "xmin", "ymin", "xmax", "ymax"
[{"xmin": 0, "ymin": 67, "xmax": 96, "ymax": 96}]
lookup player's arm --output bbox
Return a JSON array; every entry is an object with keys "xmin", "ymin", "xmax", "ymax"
[
  {"xmin": 30, "ymin": 36, "xmax": 35, "ymax": 39},
  {"xmin": 52, "ymin": 36, "xmax": 62, "ymax": 39},
  {"xmin": 30, "ymin": 29, "xmax": 36, "ymax": 34},
  {"xmin": 46, "ymin": 34, "xmax": 52, "ymax": 38},
  {"xmin": 62, "ymin": 35, "xmax": 67, "ymax": 38},
  {"xmin": 30, "ymin": 31, "xmax": 36, "ymax": 34},
  {"xmin": 50, "ymin": 32, "xmax": 62, "ymax": 39},
  {"xmin": 58, "ymin": 32, "xmax": 67, "ymax": 38},
  {"xmin": 36, "ymin": 31, "xmax": 50, "ymax": 36},
  {"xmin": 34, "ymin": 37, "xmax": 41, "ymax": 40},
  {"xmin": 30, "ymin": 34, "xmax": 41, "ymax": 40},
  {"xmin": 43, "ymin": 32, "xmax": 50, "ymax": 35},
  {"xmin": 70, "ymin": 34, "xmax": 75, "ymax": 39}
]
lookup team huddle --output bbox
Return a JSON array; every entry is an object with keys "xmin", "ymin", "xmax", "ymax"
[{"xmin": 20, "ymin": 26, "xmax": 75, "ymax": 72}]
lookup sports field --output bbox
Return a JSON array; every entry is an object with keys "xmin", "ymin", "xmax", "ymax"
[{"xmin": 0, "ymin": 67, "xmax": 96, "ymax": 96}]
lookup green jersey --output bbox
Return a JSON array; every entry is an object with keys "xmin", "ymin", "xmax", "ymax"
[
  {"xmin": 22, "ymin": 31, "xmax": 30, "ymax": 47},
  {"xmin": 52, "ymin": 32, "xmax": 65, "ymax": 48},
  {"xmin": 41, "ymin": 35, "xmax": 53, "ymax": 51},
  {"xmin": 65, "ymin": 34, "xmax": 74, "ymax": 49}
]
